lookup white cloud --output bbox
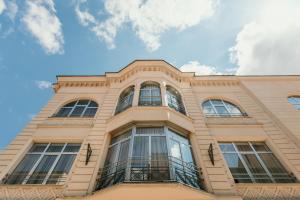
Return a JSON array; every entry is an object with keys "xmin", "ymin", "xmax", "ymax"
[
  {"xmin": 35, "ymin": 80, "xmax": 52, "ymax": 90},
  {"xmin": 180, "ymin": 61, "xmax": 222, "ymax": 75},
  {"xmin": 6, "ymin": 0, "xmax": 18, "ymax": 21},
  {"xmin": 230, "ymin": 1, "xmax": 300, "ymax": 75},
  {"xmin": 0, "ymin": 0, "xmax": 5, "ymax": 15},
  {"xmin": 23, "ymin": 0, "xmax": 64, "ymax": 54},
  {"xmin": 76, "ymin": 0, "xmax": 216, "ymax": 51}
]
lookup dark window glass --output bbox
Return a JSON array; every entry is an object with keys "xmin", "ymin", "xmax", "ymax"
[{"xmin": 54, "ymin": 100, "xmax": 98, "ymax": 117}]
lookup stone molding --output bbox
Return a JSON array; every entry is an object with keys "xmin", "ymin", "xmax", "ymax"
[
  {"xmin": 236, "ymin": 183, "xmax": 300, "ymax": 200},
  {"xmin": 37, "ymin": 117, "xmax": 95, "ymax": 128},
  {"xmin": 0, "ymin": 185, "xmax": 64, "ymax": 200}
]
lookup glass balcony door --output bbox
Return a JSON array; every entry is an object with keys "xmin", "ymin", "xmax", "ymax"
[
  {"xmin": 97, "ymin": 126, "xmax": 201, "ymax": 190},
  {"xmin": 131, "ymin": 127, "xmax": 169, "ymax": 181}
]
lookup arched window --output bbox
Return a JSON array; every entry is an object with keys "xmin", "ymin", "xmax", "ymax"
[
  {"xmin": 54, "ymin": 99, "xmax": 98, "ymax": 117},
  {"xmin": 288, "ymin": 96, "xmax": 300, "ymax": 110},
  {"xmin": 139, "ymin": 82, "xmax": 162, "ymax": 106},
  {"xmin": 202, "ymin": 99, "xmax": 245, "ymax": 117},
  {"xmin": 166, "ymin": 86, "xmax": 186, "ymax": 114},
  {"xmin": 115, "ymin": 86, "xmax": 134, "ymax": 114}
]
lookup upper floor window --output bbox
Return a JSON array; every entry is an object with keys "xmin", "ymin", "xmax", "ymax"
[
  {"xmin": 202, "ymin": 99, "xmax": 246, "ymax": 117},
  {"xmin": 115, "ymin": 86, "xmax": 134, "ymax": 114},
  {"xmin": 288, "ymin": 96, "xmax": 300, "ymax": 110},
  {"xmin": 54, "ymin": 99, "xmax": 98, "ymax": 117},
  {"xmin": 5, "ymin": 143, "xmax": 81, "ymax": 185},
  {"xmin": 166, "ymin": 86, "xmax": 186, "ymax": 115},
  {"xmin": 139, "ymin": 82, "xmax": 162, "ymax": 106},
  {"xmin": 219, "ymin": 142, "xmax": 295, "ymax": 183}
]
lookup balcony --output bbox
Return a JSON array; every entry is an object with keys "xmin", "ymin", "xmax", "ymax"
[{"xmin": 95, "ymin": 156, "xmax": 202, "ymax": 191}]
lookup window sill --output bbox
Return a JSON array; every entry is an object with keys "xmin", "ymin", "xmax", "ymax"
[
  {"xmin": 204, "ymin": 116, "xmax": 261, "ymax": 127},
  {"xmin": 37, "ymin": 117, "xmax": 95, "ymax": 128}
]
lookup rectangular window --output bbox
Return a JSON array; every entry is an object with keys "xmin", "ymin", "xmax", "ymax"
[
  {"xmin": 219, "ymin": 142, "xmax": 295, "ymax": 183},
  {"xmin": 6, "ymin": 143, "xmax": 81, "ymax": 185}
]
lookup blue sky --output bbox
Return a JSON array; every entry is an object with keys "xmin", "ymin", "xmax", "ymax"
[{"xmin": 1, "ymin": 0, "xmax": 300, "ymax": 149}]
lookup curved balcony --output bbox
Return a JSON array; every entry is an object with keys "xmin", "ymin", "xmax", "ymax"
[
  {"xmin": 95, "ymin": 156, "xmax": 202, "ymax": 191},
  {"xmin": 96, "ymin": 126, "xmax": 202, "ymax": 191}
]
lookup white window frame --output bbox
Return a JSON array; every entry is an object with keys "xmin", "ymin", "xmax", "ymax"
[
  {"xmin": 220, "ymin": 142, "xmax": 294, "ymax": 183},
  {"xmin": 203, "ymin": 99, "xmax": 245, "ymax": 117},
  {"xmin": 10, "ymin": 143, "xmax": 80, "ymax": 185},
  {"xmin": 55, "ymin": 100, "xmax": 98, "ymax": 117}
]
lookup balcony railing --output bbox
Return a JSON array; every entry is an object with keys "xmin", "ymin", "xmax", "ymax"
[{"xmin": 95, "ymin": 156, "xmax": 202, "ymax": 191}]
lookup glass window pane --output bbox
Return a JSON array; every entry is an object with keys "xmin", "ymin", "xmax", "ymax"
[
  {"xmin": 259, "ymin": 153, "xmax": 288, "ymax": 174},
  {"xmin": 170, "ymin": 139, "xmax": 182, "ymax": 160},
  {"xmin": 69, "ymin": 106, "xmax": 85, "ymax": 117},
  {"xmin": 211, "ymin": 100, "xmax": 223, "ymax": 106},
  {"xmin": 151, "ymin": 136, "xmax": 168, "ymax": 164},
  {"xmin": 104, "ymin": 145, "xmax": 118, "ymax": 167},
  {"xmin": 215, "ymin": 106, "xmax": 229, "ymax": 115},
  {"xmin": 47, "ymin": 154, "xmax": 76, "ymax": 184},
  {"xmin": 27, "ymin": 155, "xmax": 57, "ymax": 184},
  {"xmin": 252, "ymin": 143, "xmax": 270, "ymax": 152},
  {"xmin": 151, "ymin": 136, "xmax": 169, "ymax": 180},
  {"xmin": 236, "ymin": 143, "xmax": 252, "ymax": 152},
  {"xmin": 77, "ymin": 100, "xmax": 89, "ymax": 105},
  {"xmin": 46, "ymin": 144, "xmax": 64, "ymax": 152},
  {"xmin": 219, "ymin": 143, "xmax": 236, "ymax": 152},
  {"xmin": 241, "ymin": 154, "xmax": 271, "ymax": 182},
  {"xmin": 110, "ymin": 130, "xmax": 132, "ymax": 145},
  {"xmin": 7, "ymin": 154, "xmax": 41, "ymax": 184},
  {"xmin": 203, "ymin": 106, "xmax": 215, "ymax": 115},
  {"xmin": 55, "ymin": 107, "xmax": 72, "ymax": 117},
  {"xmin": 64, "ymin": 101, "xmax": 76, "ymax": 107},
  {"xmin": 132, "ymin": 136, "xmax": 149, "ymax": 167},
  {"xmin": 88, "ymin": 101, "xmax": 98, "ymax": 107},
  {"xmin": 225, "ymin": 103, "xmax": 242, "ymax": 114},
  {"xmin": 83, "ymin": 107, "xmax": 97, "ymax": 117},
  {"xmin": 223, "ymin": 153, "xmax": 252, "ymax": 183},
  {"xmin": 181, "ymin": 143, "xmax": 194, "ymax": 164},
  {"xmin": 29, "ymin": 144, "xmax": 48, "ymax": 153},
  {"xmin": 64, "ymin": 144, "xmax": 81, "ymax": 152},
  {"xmin": 202, "ymin": 101, "xmax": 212, "ymax": 107}
]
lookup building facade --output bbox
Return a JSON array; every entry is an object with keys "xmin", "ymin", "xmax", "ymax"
[{"xmin": 1, "ymin": 60, "xmax": 300, "ymax": 200}]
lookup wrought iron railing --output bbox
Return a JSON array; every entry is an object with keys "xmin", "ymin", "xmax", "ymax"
[{"xmin": 95, "ymin": 156, "xmax": 202, "ymax": 191}]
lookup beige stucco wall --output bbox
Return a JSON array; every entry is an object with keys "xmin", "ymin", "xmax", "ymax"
[{"xmin": 0, "ymin": 60, "xmax": 300, "ymax": 200}]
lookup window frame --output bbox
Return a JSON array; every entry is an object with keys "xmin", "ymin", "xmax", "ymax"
[
  {"xmin": 115, "ymin": 86, "xmax": 135, "ymax": 114},
  {"xmin": 166, "ymin": 86, "xmax": 186, "ymax": 115},
  {"xmin": 7, "ymin": 143, "xmax": 80, "ymax": 185},
  {"xmin": 219, "ymin": 142, "xmax": 294, "ymax": 183},
  {"xmin": 54, "ymin": 99, "xmax": 98, "ymax": 118},
  {"xmin": 202, "ymin": 99, "xmax": 246, "ymax": 117},
  {"xmin": 138, "ymin": 82, "xmax": 162, "ymax": 106}
]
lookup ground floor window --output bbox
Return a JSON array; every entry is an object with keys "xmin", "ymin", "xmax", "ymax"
[
  {"xmin": 6, "ymin": 143, "xmax": 81, "ymax": 185},
  {"xmin": 97, "ymin": 126, "xmax": 201, "ymax": 190},
  {"xmin": 219, "ymin": 142, "xmax": 295, "ymax": 183}
]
